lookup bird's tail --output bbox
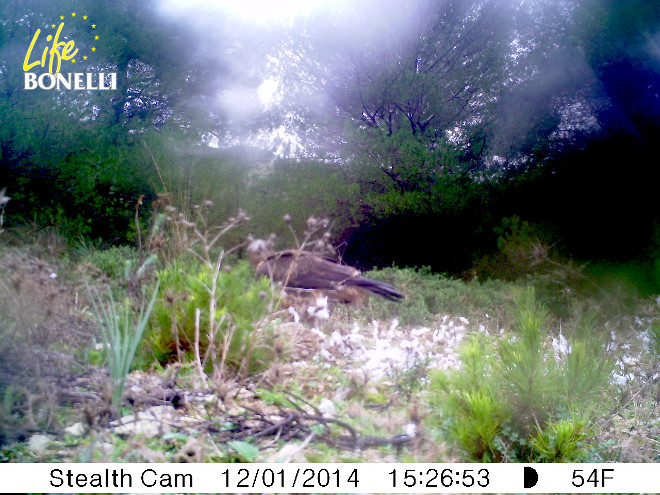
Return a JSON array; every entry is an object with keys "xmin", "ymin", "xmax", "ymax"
[{"xmin": 349, "ymin": 276, "xmax": 404, "ymax": 301}]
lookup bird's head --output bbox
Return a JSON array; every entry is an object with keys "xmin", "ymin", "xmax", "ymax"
[{"xmin": 247, "ymin": 238, "xmax": 275, "ymax": 267}]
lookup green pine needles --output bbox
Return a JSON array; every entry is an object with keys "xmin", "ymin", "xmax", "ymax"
[
  {"xmin": 147, "ymin": 259, "xmax": 274, "ymax": 377},
  {"xmin": 429, "ymin": 286, "xmax": 612, "ymax": 462}
]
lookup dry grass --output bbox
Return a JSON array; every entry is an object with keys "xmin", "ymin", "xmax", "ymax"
[{"xmin": 0, "ymin": 249, "xmax": 93, "ymax": 349}]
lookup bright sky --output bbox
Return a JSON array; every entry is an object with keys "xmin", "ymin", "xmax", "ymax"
[
  {"xmin": 257, "ymin": 78, "xmax": 279, "ymax": 105},
  {"xmin": 158, "ymin": 0, "xmax": 331, "ymax": 105},
  {"xmin": 217, "ymin": 0, "xmax": 318, "ymax": 23},
  {"xmin": 160, "ymin": 0, "xmax": 331, "ymax": 24},
  {"xmin": 158, "ymin": 0, "xmax": 339, "ymax": 154}
]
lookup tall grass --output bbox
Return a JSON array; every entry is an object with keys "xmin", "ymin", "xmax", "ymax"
[{"xmin": 87, "ymin": 282, "xmax": 160, "ymax": 417}]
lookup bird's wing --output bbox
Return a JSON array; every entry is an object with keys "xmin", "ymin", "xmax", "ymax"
[{"xmin": 257, "ymin": 251, "xmax": 360, "ymax": 291}]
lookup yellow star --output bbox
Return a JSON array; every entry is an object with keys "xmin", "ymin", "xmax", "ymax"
[
  {"xmin": 60, "ymin": 15, "xmax": 64, "ymax": 20},
  {"xmin": 91, "ymin": 47, "xmax": 96, "ymax": 52},
  {"xmin": 72, "ymin": 59, "xmax": 76, "ymax": 63},
  {"xmin": 83, "ymin": 55, "xmax": 88, "ymax": 60},
  {"xmin": 71, "ymin": 12, "xmax": 76, "ymax": 17},
  {"xmin": 91, "ymin": 24, "xmax": 96, "ymax": 28},
  {"xmin": 51, "ymin": 24, "xmax": 56, "ymax": 28},
  {"xmin": 83, "ymin": 15, "xmax": 88, "ymax": 20},
  {"xmin": 95, "ymin": 35, "xmax": 99, "ymax": 40}
]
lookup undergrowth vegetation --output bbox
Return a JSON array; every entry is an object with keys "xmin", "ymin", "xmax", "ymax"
[
  {"xmin": 2, "ymin": 0, "xmax": 658, "ymax": 471},
  {"xmin": 428, "ymin": 287, "xmax": 612, "ymax": 462},
  {"xmin": 0, "ymin": 207, "xmax": 658, "ymax": 465},
  {"xmin": 340, "ymin": 266, "xmax": 510, "ymax": 327},
  {"xmin": 147, "ymin": 258, "xmax": 273, "ymax": 375}
]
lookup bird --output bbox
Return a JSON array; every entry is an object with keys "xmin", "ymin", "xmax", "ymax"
[{"xmin": 247, "ymin": 239, "xmax": 404, "ymax": 303}]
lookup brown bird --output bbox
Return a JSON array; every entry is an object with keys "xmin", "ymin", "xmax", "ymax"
[{"xmin": 248, "ymin": 239, "xmax": 404, "ymax": 302}]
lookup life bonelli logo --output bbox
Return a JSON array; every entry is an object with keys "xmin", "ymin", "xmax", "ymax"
[{"xmin": 23, "ymin": 12, "xmax": 116, "ymax": 90}]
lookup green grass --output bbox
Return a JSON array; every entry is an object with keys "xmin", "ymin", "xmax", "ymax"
[
  {"xmin": 340, "ymin": 266, "xmax": 512, "ymax": 326},
  {"xmin": 1, "ymin": 232, "xmax": 658, "ymax": 464},
  {"xmin": 87, "ymin": 282, "xmax": 160, "ymax": 417}
]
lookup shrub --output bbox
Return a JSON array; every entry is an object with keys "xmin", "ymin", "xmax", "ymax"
[
  {"xmin": 428, "ymin": 286, "xmax": 612, "ymax": 462},
  {"xmin": 147, "ymin": 258, "xmax": 274, "ymax": 375},
  {"xmin": 77, "ymin": 243, "xmax": 140, "ymax": 281},
  {"xmin": 471, "ymin": 216, "xmax": 594, "ymax": 317},
  {"xmin": 244, "ymin": 158, "xmax": 360, "ymax": 243},
  {"xmin": 530, "ymin": 418, "xmax": 591, "ymax": 462},
  {"xmin": 428, "ymin": 333, "xmax": 509, "ymax": 461},
  {"xmin": 472, "ymin": 216, "xmax": 558, "ymax": 280}
]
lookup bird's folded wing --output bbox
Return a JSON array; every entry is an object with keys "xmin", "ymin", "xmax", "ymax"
[{"xmin": 257, "ymin": 251, "xmax": 359, "ymax": 290}]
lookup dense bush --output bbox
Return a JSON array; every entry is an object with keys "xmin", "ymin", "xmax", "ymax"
[
  {"xmin": 243, "ymin": 158, "xmax": 361, "ymax": 243},
  {"xmin": 76, "ymin": 244, "xmax": 141, "ymax": 281},
  {"xmin": 428, "ymin": 286, "xmax": 612, "ymax": 462},
  {"xmin": 2, "ymin": 125, "xmax": 157, "ymax": 244},
  {"xmin": 147, "ymin": 258, "xmax": 274, "ymax": 374}
]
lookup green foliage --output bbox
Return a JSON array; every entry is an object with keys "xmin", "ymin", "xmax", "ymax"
[
  {"xmin": 452, "ymin": 391, "xmax": 508, "ymax": 462},
  {"xmin": 560, "ymin": 340, "xmax": 612, "ymax": 410},
  {"xmin": 245, "ymin": 158, "xmax": 360, "ymax": 241},
  {"xmin": 0, "ymin": 0, "xmax": 227, "ymax": 244},
  {"xmin": 254, "ymin": 387, "xmax": 293, "ymax": 408},
  {"xmin": 147, "ymin": 259, "xmax": 273, "ymax": 374},
  {"xmin": 530, "ymin": 418, "xmax": 591, "ymax": 462},
  {"xmin": 274, "ymin": 0, "xmax": 514, "ymax": 156},
  {"xmin": 576, "ymin": 0, "xmax": 660, "ymax": 69},
  {"xmin": 341, "ymin": 266, "xmax": 509, "ymax": 326},
  {"xmin": 472, "ymin": 216, "xmax": 561, "ymax": 281},
  {"xmin": 347, "ymin": 128, "xmax": 463, "ymax": 210},
  {"xmin": 0, "ymin": 385, "xmax": 25, "ymax": 447},
  {"xmin": 499, "ymin": 288, "xmax": 610, "ymax": 427},
  {"xmin": 147, "ymin": 142, "xmax": 259, "ymax": 247},
  {"xmin": 585, "ymin": 260, "xmax": 658, "ymax": 301},
  {"xmin": 649, "ymin": 319, "xmax": 660, "ymax": 359},
  {"xmin": 389, "ymin": 354, "xmax": 431, "ymax": 400},
  {"xmin": 428, "ymin": 286, "xmax": 612, "ymax": 462},
  {"xmin": 2, "ymin": 116, "xmax": 157, "ymax": 243},
  {"xmin": 87, "ymin": 282, "xmax": 160, "ymax": 417},
  {"xmin": 77, "ymin": 244, "xmax": 140, "ymax": 281},
  {"xmin": 468, "ymin": 216, "xmax": 640, "ymax": 319},
  {"xmin": 227, "ymin": 441, "xmax": 260, "ymax": 462},
  {"xmin": 429, "ymin": 334, "xmax": 507, "ymax": 461},
  {"xmin": 498, "ymin": 287, "xmax": 555, "ymax": 422}
]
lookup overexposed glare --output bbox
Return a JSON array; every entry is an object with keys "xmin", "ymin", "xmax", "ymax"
[
  {"xmin": 157, "ymin": 0, "xmax": 331, "ymax": 154},
  {"xmin": 257, "ymin": 78, "xmax": 278, "ymax": 104},
  {"xmin": 220, "ymin": 0, "xmax": 315, "ymax": 22},
  {"xmin": 160, "ymin": 0, "xmax": 331, "ymax": 24}
]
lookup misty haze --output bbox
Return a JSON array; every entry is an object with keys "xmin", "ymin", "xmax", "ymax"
[{"xmin": 1, "ymin": 0, "xmax": 659, "ymax": 471}]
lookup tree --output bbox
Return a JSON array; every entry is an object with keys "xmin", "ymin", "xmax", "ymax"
[
  {"xmin": 262, "ymin": 0, "xmax": 660, "ymax": 269},
  {"xmin": 0, "ymin": 0, "xmax": 233, "ymax": 241},
  {"xmin": 273, "ymin": 0, "xmax": 515, "ymax": 157}
]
